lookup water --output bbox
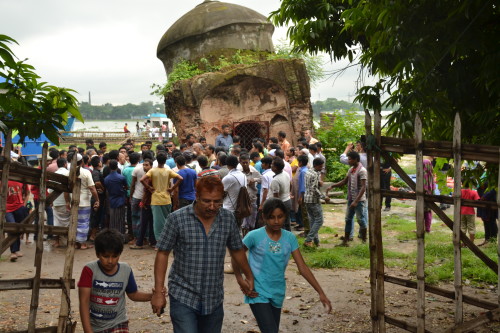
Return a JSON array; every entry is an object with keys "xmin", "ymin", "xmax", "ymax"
[{"xmin": 72, "ymin": 119, "xmax": 137, "ymax": 132}]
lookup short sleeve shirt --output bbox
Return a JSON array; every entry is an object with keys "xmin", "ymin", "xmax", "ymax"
[
  {"xmin": 79, "ymin": 167, "xmax": 95, "ymax": 207},
  {"xmin": 146, "ymin": 167, "xmax": 178, "ymax": 205},
  {"xmin": 243, "ymin": 227, "xmax": 298, "ymax": 307},
  {"xmin": 269, "ymin": 172, "xmax": 291, "ymax": 202},
  {"xmin": 176, "ymin": 168, "xmax": 197, "ymax": 201},
  {"xmin": 461, "ymin": 189, "xmax": 480, "ymax": 215},
  {"xmin": 156, "ymin": 204, "xmax": 243, "ymax": 315},
  {"xmin": 347, "ymin": 165, "xmax": 368, "ymax": 202},
  {"xmin": 52, "ymin": 168, "xmax": 70, "ymax": 206},
  {"xmin": 131, "ymin": 164, "xmax": 146, "ymax": 200}
]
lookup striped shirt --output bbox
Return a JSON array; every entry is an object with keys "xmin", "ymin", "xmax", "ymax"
[{"xmin": 156, "ymin": 203, "xmax": 243, "ymax": 315}]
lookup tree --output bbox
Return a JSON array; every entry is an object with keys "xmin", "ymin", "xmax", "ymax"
[
  {"xmin": 270, "ymin": 0, "xmax": 499, "ymax": 145},
  {"xmin": 0, "ymin": 34, "xmax": 82, "ymax": 144}
]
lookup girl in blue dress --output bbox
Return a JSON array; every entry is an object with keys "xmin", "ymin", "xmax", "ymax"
[{"xmin": 233, "ymin": 198, "xmax": 332, "ymax": 333}]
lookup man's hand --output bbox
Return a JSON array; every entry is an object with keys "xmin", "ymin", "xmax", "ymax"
[
  {"xmin": 151, "ymin": 291, "xmax": 166, "ymax": 317},
  {"xmin": 236, "ymin": 277, "xmax": 258, "ymax": 298},
  {"xmin": 350, "ymin": 201, "xmax": 358, "ymax": 209}
]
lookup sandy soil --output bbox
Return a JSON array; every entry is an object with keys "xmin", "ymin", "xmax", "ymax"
[{"xmin": 1, "ymin": 200, "xmax": 499, "ymax": 332}]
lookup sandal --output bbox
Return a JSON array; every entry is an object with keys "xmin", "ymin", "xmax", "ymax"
[
  {"xmin": 129, "ymin": 245, "xmax": 144, "ymax": 249},
  {"xmin": 303, "ymin": 241, "xmax": 316, "ymax": 248},
  {"xmin": 10, "ymin": 253, "xmax": 18, "ymax": 262},
  {"xmin": 80, "ymin": 243, "xmax": 94, "ymax": 250}
]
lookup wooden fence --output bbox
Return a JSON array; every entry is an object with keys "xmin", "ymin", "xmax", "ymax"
[{"xmin": 365, "ymin": 110, "xmax": 500, "ymax": 332}]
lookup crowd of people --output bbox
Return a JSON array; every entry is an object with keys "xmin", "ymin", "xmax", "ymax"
[{"xmin": 2, "ymin": 124, "xmax": 498, "ymax": 333}]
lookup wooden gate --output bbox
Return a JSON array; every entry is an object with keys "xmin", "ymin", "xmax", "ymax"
[
  {"xmin": 365, "ymin": 110, "xmax": 500, "ymax": 332},
  {"xmin": 0, "ymin": 131, "xmax": 81, "ymax": 333}
]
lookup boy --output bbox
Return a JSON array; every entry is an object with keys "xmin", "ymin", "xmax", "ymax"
[
  {"xmin": 78, "ymin": 229, "xmax": 153, "ymax": 332},
  {"xmin": 461, "ymin": 183, "xmax": 480, "ymax": 246}
]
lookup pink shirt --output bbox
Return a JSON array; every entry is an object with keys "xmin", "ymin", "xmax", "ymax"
[{"xmin": 461, "ymin": 189, "xmax": 480, "ymax": 215}]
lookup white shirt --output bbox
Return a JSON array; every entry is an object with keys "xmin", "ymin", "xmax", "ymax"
[
  {"xmin": 260, "ymin": 169, "xmax": 275, "ymax": 204},
  {"xmin": 131, "ymin": 164, "xmax": 146, "ymax": 200},
  {"xmin": 51, "ymin": 167, "xmax": 70, "ymax": 206},
  {"xmin": 222, "ymin": 169, "xmax": 247, "ymax": 212},
  {"xmin": 78, "ymin": 167, "xmax": 95, "ymax": 207}
]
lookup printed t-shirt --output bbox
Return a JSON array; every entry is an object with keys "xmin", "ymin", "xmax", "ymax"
[
  {"xmin": 77, "ymin": 261, "xmax": 137, "ymax": 331},
  {"xmin": 243, "ymin": 227, "xmax": 298, "ymax": 307},
  {"xmin": 146, "ymin": 167, "xmax": 178, "ymax": 205},
  {"xmin": 7, "ymin": 181, "xmax": 26, "ymax": 213}
]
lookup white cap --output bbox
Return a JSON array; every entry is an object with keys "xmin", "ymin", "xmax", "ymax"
[{"xmin": 76, "ymin": 153, "xmax": 83, "ymax": 161}]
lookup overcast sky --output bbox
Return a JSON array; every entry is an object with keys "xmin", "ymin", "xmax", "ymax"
[{"xmin": 1, "ymin": 0, "xmax": 369, "ymax": 106}]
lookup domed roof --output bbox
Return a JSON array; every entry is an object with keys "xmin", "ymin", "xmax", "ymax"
[{"xmin": 157, "ymin": 0, "xmax": 273, "ymax": 55}]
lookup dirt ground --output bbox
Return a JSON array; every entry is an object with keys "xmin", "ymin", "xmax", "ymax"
[{"xmin": 1, "ymin": 200, "xmax": 499, "ymax": 332}]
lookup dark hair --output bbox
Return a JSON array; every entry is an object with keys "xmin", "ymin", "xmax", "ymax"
[
  {"xmin": 145, "ymin": 140, "xmax": 153, "ymax": 145},
  {"xmin": 231, "ymin": 147, "xmax": 241, "ymax": 156},
  {"xmin": 274, "ymin": 149, "xmax": 284, "ymax": 159},
  {"xmin": 128, "ymin": 152, "xmax": 140, "ymax": 165},
  {"xmin": 108, "ymin": 150, "xmax": 119, "ymax": 160},
  {"xmin": 58, "ymin": 149, "xmax": 67, "ymax": 157},
  {"xmin": 157, "ymin": 152, "xmax": 167, "ymax": 164},
  {"xmin": 253, "ymin": 142, "xmax": 263, "ymax": 153},
  {"xmin": 186, "ymin": 134, "xmax": 195, "ymax": 140},
  {"xmin": 221, "ymin": 124, "xmax": 230, "ymax": 130},
  {"xmin": 102, "ymin": 153, "xmax": 110, "ymax": 165},
  {"xmin": 156, "ymin": 144, "xmax": 166, "ymax": 151},
  {"xmin": 219, "ymin": 154, "xmax": 227, "ymax": 166},
  {"xmin": 309, "ymin": 144, "xmax": 318, "ymax": 153},
  {"xmin": 82, "ymin": 154, "xmax": 90, "ymax": 165},
  {"xmin": 90, "ymin": 155, "xmax": 101, "ymax": 168},
  {"xmin": 262, "ymin": 198, "xmax": 289, "ymax": 221},
  {"xmin": 180, "ymin": 143, "xmax": 187, "ymax": 150},
  {"xmin": 269, "ymin": 144, "xmax": 279, "ymax": 150},
  {"xmin": 56, "ymin": 158, "xmax": 67, "ymax": 168},
  {"xmin": 175, "ymin": 155, "xmax": 186, "ymax": 166},
  {"xmin": 250, "ymin": 152, "xmax": 260, "ymax": 160},
  {"xmin": 297, "ymin": 155, "xmax": 309, "ymax": 166},
  {"xmin": 233, "ymin": 135, "xmax": 241, "ymax": 143},
  {"xmin": 85, "ymin": 139, "xmax": 94, "ymax": 145},
  {"xmin": 215, "ymin": 146, "xmax": 227, "ymax": 155},
  {"xmin": 109, "ymin": 160, "xmax": 119, "ymax": 170},
  {"xmin": 347, "ymin": 151, "xmax": 360, "ymax": 162},
  {"xmin": 141, "ymin": 143, "xmax": 148, "ymax": 149},
  {"xmin": 183, "ymin": 152, "xmax": 193, "ymax": 163},
  {"xmin": 195, "ymin": 175, "xmax": 224, "ymax": 195},
  {"xmin": 313, "ymin": 157, "xmax": 325, "ymax": 167},
  {"xmin": 199, "ymin": 136, "xmax": 206, "ymax": 142},
  {"xmin": 269, "ymin": 137, "xmax": 278, "ymax": 144},
  {"xmin": 316, "ymin": 142, "xmax": 322, "ymax": 149},
  {"xmin": 143, "ymin": 158, "xmax": 153, "ymax": 166},
  {"xmin": 206, "ymin": 144, "xmax": 215, "ymax": 153},
  {"xmin": 95, "ymin": 228, "xmax": 123, "ymax": 255},
  {"xmin": 226, "ymin": 155, "xmax": 239, "ymax": 168},
  {"xmin": 261, "ymin": 156, "xmax": 273, "ymax": 166},
  {"xmin": 278, "ymin": 131, "xmax": 286, "ymax": 138},
  {"xmin": 239, "ymin": 153, "xmax": 250, "ymax": 161},
  {"xmin": 49, "ymin": 149, "xmax": 59, "ymax": 160},
  {"xmin": 99, "ymin": 142, "xmax": 107, "ymax": 149},
  {"xmin": 197, "ymin": 155, "xmax": 208, "ymax": 168},
  {"xmin": 142, "ymin": 150, "xmax": 154, "ymax": 160},
  {"xmin": 78, "ymin": 147, "xmax": 85, "ymax": 155},
  {"xmin": 272, "ymin": 157, "xmax": 285, "ymax": 172},
  {"xmin": 172, "ymin": 151, "xmax": 182, "ymax": 159}
]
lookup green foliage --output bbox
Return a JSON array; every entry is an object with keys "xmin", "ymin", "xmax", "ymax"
[
  {"xmin": 78, "ymin": 101, "xmax": 165, "ymax": 120},
  {"xmin": 270, "ymin": 0, "xmax": 500, "ymax": 146},
  {"xmin": 151, "ymin": 44, "xmax": 324, "ymax": 97},
  {"xmin": 0, "ymin": 34, "xmax": 82, "ymax": 144},
  {"xmin": 316, "ymin": 110, "xmax": 365, "ymax": 182}
]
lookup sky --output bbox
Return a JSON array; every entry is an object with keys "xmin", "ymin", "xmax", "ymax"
[{"xmin": 1, "ymin": 0, "xmax": 370, "ymax": 106}]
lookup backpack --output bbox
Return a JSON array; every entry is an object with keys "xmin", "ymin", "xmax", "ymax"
[{"xmin": 230, "ymin": 175, "xmax": 252, "ymax": 220}]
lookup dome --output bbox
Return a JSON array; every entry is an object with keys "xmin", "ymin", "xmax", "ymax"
[{"xmin": 157, "ymin": 0, "xmax": 274, "ymax": 75}]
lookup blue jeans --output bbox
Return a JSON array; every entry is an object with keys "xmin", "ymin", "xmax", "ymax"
[
  {"xmin": 345, "ymin": 200, "xmax": 368, "ymax": 238},
  {"xmin": 305, "ymin": 203, "xmax": 323, "ymax": 244},
  {"xmin": 169, "ymin": 295, "xmax": 224, "ymax": 333},
  {"xmin": 6, "ymin": 206, "xmax": 29, "ymax": 253},
  {"xmin": 250, "ymin": 302, "xmax": 281, "ymax": 333}
]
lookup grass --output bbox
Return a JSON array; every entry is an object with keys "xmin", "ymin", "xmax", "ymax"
[
  {"xmin": 391, "ymin": 202, "xmax": 412, "ymax": 208},
  {"xmin": 301, "ymin": 212, "xmax": 499, "ymax": 286}
]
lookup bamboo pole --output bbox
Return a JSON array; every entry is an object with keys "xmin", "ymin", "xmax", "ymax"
[
  {"xmin": 374, "ymin": 109, "xmax": 385, "ymax": 332},
  {"xmin": 0, "ymin": 130, "xmax": 13, "ymax": 246},
  {"xmin": 497, "ymin": 148, "xmax": 500, "ymax": 306},
  {"xmin": 452, "ymin": 113, "xmax": 463, "ymax": 327},
  {"xmin": 385, "ymin": 315, "xmax": 433, "ymax": 333},
  {"xmin": 365, "ymin": 109, "xmax": 378, "ymax": 333},
  {"xmin": 384, "ymin": 275, "xmax": 497, "ymax": 310},
  {"xmin": 444, "ymin": 308, "xmax": 500, "ymax": 333},
  {"xmin": 414, "ymin": 115, "xmax": 425, "ymax": 333},
  {"xmin": 28, "ymin": 143, "xmax": 48, "ymax": 332},
  {"xmin": 57, "ymin": 155, "xmax": 81, "ymax": 332}
]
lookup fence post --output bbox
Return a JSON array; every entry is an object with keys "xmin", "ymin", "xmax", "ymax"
[
  {"xmin": 365, "ymin": 109, "xmax": 378, "ymax": 332},
  {"xmin": 497, "ymin": 148, "xmax": 500, "ymax": 306},
  {"xmin": 0, "ymin": 130, "xmax": 12, "ymax": 246},
  {"xmin": 414, "ymin": 115, "xmax": 426, "ymax": 333},
  {"xmin": 452, "ymin": 113, "xmax": 463, "ymax": 327}
]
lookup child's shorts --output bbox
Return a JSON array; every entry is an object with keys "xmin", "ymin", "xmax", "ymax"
[
  {"xmin": 98, "ymin": 321, "xmax": 129, "ymax": 333},
  {"xmin": 460, "ymin": 215, "xmax": 476, "ymax": 235}
]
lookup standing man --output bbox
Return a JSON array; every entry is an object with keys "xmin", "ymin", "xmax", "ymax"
[
  {"xmin": 51, "ymin": 158, "xmax": 71, "ymax": 248},
  {"xmin": 327, "ymin": 151, "xmax": 368, "ymax": 246},
  {"xmin": 304, "ymin": 129, "xmax": 319, "ymax": 145},
  {"xmin": 151, "ymin": 176, "xmax": 255, "ymax": 332},
  {"xmin": 237, "ymin": 154, "xmax": 260, "ymax": 234},
  {"xmin": 258, "ymin": 157, "xmax": 275, "ymax": 211},
  {"xmin": 303, "ymin": 158, "xmax": 330, "ymax": 247},
  {"xmin": 269, "ymin": 157, "xmax": 292, "ymax": 231},
  {"xmin": 141, "ymin": 153, "xmax": 183, "ymax": 241},
  {"xmin": 215, "ymin": 124, "xmax": 233, "ymax": 149},
  {"xmin": 277, "ymin": 131, "xmax": 291, "ymax": 159},
  {"xmin": 6, "ymin": 179, "xmax": 29, "ymax": 261},
  {"xmin": 104, "ymin": 160, "xmax": 128, "ymax": 238},
  {"xmin": 221, "ymin": 156, "xmax": 247, "ymax": 220},
  {"xmin": 122, "ymin": 153, "xmax": 140, "ymax": 242}
]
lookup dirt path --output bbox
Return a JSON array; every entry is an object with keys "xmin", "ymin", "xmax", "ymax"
[{"xmin": 1, "ymin": 200, "xmax": 499, "ymax": 332}]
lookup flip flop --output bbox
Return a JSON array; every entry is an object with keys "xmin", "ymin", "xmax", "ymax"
[{"xmin": 80, "ymin": 244, "xmax": 94, "ymax": 250}]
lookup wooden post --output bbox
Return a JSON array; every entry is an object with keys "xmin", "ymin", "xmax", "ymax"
[
  {"xmin": 0, "ymin": 130, "xmax": 13, "ymax": 246},
  {"xmin": 452, "ymin": 113, "xmax": 463, "ymax": 327},
  {"xmin": 28, "ymin": 142, "xmax": 48, "ymax": 332},
  {"xmin": 57, "ymin": 154, "xmax": 81, "ymax": 332},
  {"xmin": 414, "ymin": 115, "xmax": 425, "ymax": 333},
  {"xmin": 374, "ymin": 109, "xmax": 385, "ymax": 332},
  {"xmin": 365, "ymin": 109, "xmax": 378, "ymax": 332},
  {"xmin": 497, "ymin": 148, "xmax": 500, "ymax": 306}
]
